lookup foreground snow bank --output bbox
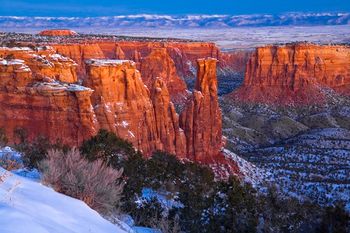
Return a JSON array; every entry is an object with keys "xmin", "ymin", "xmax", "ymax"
[{"xmin": 0, "ymin": 167, "xmax": 127, "ymax": 233}]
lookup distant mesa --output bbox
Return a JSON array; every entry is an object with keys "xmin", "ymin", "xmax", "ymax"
[{"xmin": 39, "ymin": 29, "xmax": 78, "ymax": 36}]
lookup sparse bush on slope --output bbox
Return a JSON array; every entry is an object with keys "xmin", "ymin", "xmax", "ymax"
[{"xmin": 40, "ymin": 148, "xmax": 124, "ymax": 214}]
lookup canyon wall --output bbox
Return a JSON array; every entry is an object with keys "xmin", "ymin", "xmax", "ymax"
[
  {"xmin": 231, "ymin": 43, "xmax": 350, "ymax": 105},
  {"xmin": 0, "ymin": 47, "xmax": 78, "ymax": 83},
  {"xmin": 52, "ymin": 41, "xmax": 221, "ymax": 78},
  {"xmin": 39, "ymin": 29, "xmax": 78, "ymax": 36},
  {"xmin": 180, "ymin": 58, "xmax": 224, "ymax": 162},
  {"xmin": 0, "ymin": 57, "xmax": 97, "ymax": 145},
  {"xmin": 83, "ymin": 58, "xmax": 222, "ymax": 160},
  {"xmin": 140, "ymin": 48, "xmax": 188, "ymax": 103},
  {"xmin": 0, "ymin": 45, "xmax": 229, "ymax": 171}
]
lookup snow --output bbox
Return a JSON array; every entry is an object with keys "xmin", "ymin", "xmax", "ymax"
[
  {"xmin": 223, "ymin": 149, "xmax": 266, "ymax": 186},
  {"xmin": 0, "ymin": 47, "xmax": 32, "ymax": 51},
  {"xmin": 140, "ymin": 188, "xmax": 183, "ymax": 210},
  {"xmin": 49, "ymin": 53, "xmax": 72, "ymax": 62},
  {"xmin": 85, "ymin": 59, "xmax": 133, "ymax": 66},
  {"xmin": 0, "ymin": 167, "xmax": 128, "ymax": 233},
  {"xmin": 34, "ymin": 82, "xmax": 93, "ymax": 93}
]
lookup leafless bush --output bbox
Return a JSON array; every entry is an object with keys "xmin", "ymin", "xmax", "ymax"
[
  {"xmin": 40, "ymin": 148, "xmax": 124, "ymax": 214},
  {"xmin": 153, "ymin": 216, "xmax": 181, "ymax": 233},
  {"xmin": 0, "ymin": 153, "xmax": 23, "ymax": 171}
]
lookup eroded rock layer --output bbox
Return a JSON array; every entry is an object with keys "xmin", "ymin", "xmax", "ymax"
[
  {"xmin": 0, "ymin": 44, "xmax": 227, "ymax": 169},
  {"xmin": 39, "ymin": 29, "xmax": 78, "ymax": 36},
  {"xmin": 140, "ymin": 48, "xmax": 188, "ymax": 103},
  {"xmin": 231, "ymin": 43, "xmax": 350, "ymax": 105},
  {"xmin": 0, "ymin": 46, "xmax": 78, "ymax": 83},
  {"xmin": 0, "ymin": 57, "xmax": 97, "ymax": 145},
  {"xmin": 180, "ymin": 58, "xmax": 224, "ymax": 162}
]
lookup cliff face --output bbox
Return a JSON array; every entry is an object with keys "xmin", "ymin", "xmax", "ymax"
[
  {"xmin": 151, "ymin": 78, "xmax": 187, "ymax": 157},
  {"xmin": 0, "ymin": 51, "xmax": 230, "ymax": 172},
  {"xmin": 140, "ymin": 48, "xmax": 187, "ymax": 103},
  {"xmin": 53, "ymin": 44, "xmax": 105, "ymax": 77},
  {"xmin": 39, "ymin": 29, "xmax": 78, "ymax": 36},
  {"xmin": 180, "ymin": 58, "xmax": 224, "ymax": 162},
  {"xmin": 218, "ymin": 50, "xmax": 251, "ymax": 73},
  {"xmin": 83, "ymin": 59, "xmax": 188, "ymax": 157},
  {"xmin": 84, "ymin": 58, "xmax": 222, "ymax": 161},
  {"xmin": 0, "ymin": 47, "xmax": 78, "ymax": 83},
  {"xmin": 0, "ymin": 57, "xmax": 97, "ymax": 145},
  {"xmin": 53, "ymin": 41, "xmax": 221, "ymax": 78},
  {"xmin": 84, "ymin": 59, "xmax": 163, "ymax": 156},
  {"xmin": 232, "ymin": 44, "xmax": 350, "ymax": 105}
]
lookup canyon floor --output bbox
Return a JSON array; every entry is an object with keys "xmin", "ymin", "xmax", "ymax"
[{"xmin": 221, "ymin": 93, "xmax": 350, "ymax": 208}]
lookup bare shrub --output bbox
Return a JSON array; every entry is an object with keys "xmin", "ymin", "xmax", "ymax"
[
  {"xmin": 40, "ymin": 148, "xmax": 124, "ymax": 214},
  {"xmin": 0, "ymin": 153, "xmax": 23, "ymax": 171}
]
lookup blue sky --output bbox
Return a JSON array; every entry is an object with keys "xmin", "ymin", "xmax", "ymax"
[{"xmin": 0, "ymin": 0, "xmax": 349, "ymax": 16}]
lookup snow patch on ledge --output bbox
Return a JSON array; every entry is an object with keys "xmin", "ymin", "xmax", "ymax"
[{"xmin": 85, "ymin": 59, "xmax": 134, "ymax": 66}]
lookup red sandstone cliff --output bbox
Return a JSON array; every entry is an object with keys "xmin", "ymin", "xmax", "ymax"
[
  {"xmin": 140, "ymin": 48, "xmax": 188, "ymax": 103},
  {"xmin": 0, "ymin": 58, "xmax": 97, "ymax": 145},
  {"xmin": 151, "ymin": 78, "xmax": 187, "ymax": 157},
  {"xmin": 180, "ymin": 58, "xmax": 224, "ymax": 162},
  {"xmin": 52, "ymin": 41, "xmax": 221, "ymax": 78},
  {"xmin": 0, "ymin": 47, "xmax": 78, "ymax": 83},
  {"xmin": 39, "ymin": 29, "xmax": 78, "ymax": 36},
  {"xmin": 83, "ymin": 59, "xmax": 162, "ymax": 156},
  {"xmin": 0, "ymin": 50, "xmax": 234, "ymax": 173},
  {"xmin": 231, "ymin": 43, "xmax": 350, "ymax": 105},
  {"xmin": 53, "ymin": 44, "xmax": 105, "ymax": 77}
]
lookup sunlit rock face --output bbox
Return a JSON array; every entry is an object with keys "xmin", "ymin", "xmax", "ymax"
[
  {"xmin": 0, "ymin": 47, "xmax": 78, "ymax": 83},
  {"xmin": 84, "ymin": 59, "xmax": 163, "ymax": 156},
  {"xmin": 53, "ymin": 44, "xmax": 105, "ymax": 78},
  {"xmin": 39, "ymin": 29, "xmax": 78, "ymax": 36},
  {"xmin": 140, "ymin": 48, "xmax": 188, "ymax": 104},
  {"xmin": 180, "ymin": 58, "xmax": 224, "ymax": 162},
  {"xmin": 231, "ymin": 43, "xmax": 350, "ymax": 105},
  {"xmin": 84, "ymin": 58, "xmax": 224, "ymax": 161},
  {"xmin": 0, "ymin": 57, "xmax": 97, "ymax": 145}
]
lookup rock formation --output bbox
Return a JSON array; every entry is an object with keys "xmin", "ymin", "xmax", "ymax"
[
  {"xmin": 83, "ymin": 59, "xmax": 189, "ymax": 157},
  {"xmin": 0, "ymin": 47, "xmax": 78, "ymax": 83},
  {"xmin": 39, "ymin": 29, "xmax": 78, "ymax": 36},
  {"xmin": 84, "ymin": 59, "xmax": 162, "ymax": 156},
  {"xmin": 140, "ymin": 48, "xmax": 187, "ymax": 103},
  {"xmin": 53, "ymin": 44, "xmax": 105, "ymax": 77},
  {"xmin": 52, "ymin": 41, "xmax": 222, "ymax": 78},
  {"xmin": 180, "ymin": 58, "xmax": 224, "ymax": 162},
  {"xmin": 232, "ymin": 43, "xmax": 350, "ymax": 105},
  {"xmin": 0, "ymin": 58, "xmax": 97, "ymax": 145},
  {"xmin": 151, "ymin": 78, "xmax": 187, "ymax": 157}
]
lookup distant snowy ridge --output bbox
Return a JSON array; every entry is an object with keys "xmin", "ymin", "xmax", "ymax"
[{"xmin": 0, "ymin": 12, "xmax": 349, "ymax": 29}]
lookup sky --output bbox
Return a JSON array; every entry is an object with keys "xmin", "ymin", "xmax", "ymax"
[{"xmin": 0, "ymin": 0, "xmax": 349, "ymax": 17}]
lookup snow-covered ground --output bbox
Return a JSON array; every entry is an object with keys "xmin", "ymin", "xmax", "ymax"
[
  {"xmin": 0, "ymin": 146, "xmax": 162, "ymax": 233},
  {"xmin": 0, "ymin": 166, "xmax": 129, "ymax": 233}
]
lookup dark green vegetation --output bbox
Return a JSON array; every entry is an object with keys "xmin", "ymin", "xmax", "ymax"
[{"xmin": 10, "ymin": 129, "xmax": 350, "ymax": 232}]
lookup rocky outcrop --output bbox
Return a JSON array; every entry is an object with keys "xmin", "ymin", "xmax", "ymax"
[
  {"xmin": 218, "ymin": 50, "xmax": 251, "ymax": 74},
  {"xmin": 39, "ymin": 29, "xmax": 78, "ymax": 36},
  {"xmin": 52, "ymin": 41, "xmax": 222, "ymax": 78},
  {"xmin": 0, "ymin": 53, "xmax": 230, "ymax": 173},
  {"xmin": 84, "ymin": 59, "xmax": 162, "ymax": 156},
  {"xmin": 53, "ymin": 44, "xmax": 105, "ymax": 77},
  {"xmin": 0, "ymin": 58, "xmax": 97, "ymax": 145},
  {"xmin": 84, "ymin": 58, "xmax": 223, "ymax": 161},
  {"xmin": 231, "ymin": 43, "xmax": 350, "ymax": 105},
  {"xmin": 151, "ymin": 78, "xmax": 187, "ymax": 157},
  {"xmin": 140, "ymin": 48, "xmax": 187, "ymax": 103},
  {"xmin": 180, "ymin": 58, "xmax": 224, "ymax": 162},
  {"xmin": 0, "ymin": 47, "xmax": 78, "ymax": 83}
]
